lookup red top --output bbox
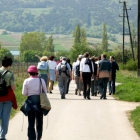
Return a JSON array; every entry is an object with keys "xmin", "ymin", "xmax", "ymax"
[{"xmin": 0, "ymin": 88, "xmax": 18, "ymax": 110}]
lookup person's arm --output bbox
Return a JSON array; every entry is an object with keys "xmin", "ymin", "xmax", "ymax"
[
  {"xmin": 91, "ymin": 61, "xmax": 94, "ymax": 78},
  {"xmin": 67, "ymin": 63, "xmax": 72, "ymax": 80},
  {"xmin": 10, "ymin": 73, "xmax": 16, "ymax": 91},
  {"xmin": 55, "ymin": 64, "xmax": 59, "ymax": 81},
  {"xmin": 22, "ymin": 80, "xmax": 28, "ymax": 96},
  {"xmin": 35, "ymin": 54, "xmax": 41, "ymax": 60}
]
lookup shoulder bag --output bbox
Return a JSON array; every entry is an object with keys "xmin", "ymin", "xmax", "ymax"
[{"xmin": 40, "ymin": 78, "xmax": 51, "ymax": 110}]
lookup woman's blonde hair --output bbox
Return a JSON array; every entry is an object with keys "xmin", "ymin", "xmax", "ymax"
[{"xmin": 40, "ymin": 56, "xmax": 48, "ymax": 62}]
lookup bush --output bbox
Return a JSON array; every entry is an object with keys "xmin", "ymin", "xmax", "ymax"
[{"xmin": 124, "ymin": 59, "xmax": 137, "ymax": 71}]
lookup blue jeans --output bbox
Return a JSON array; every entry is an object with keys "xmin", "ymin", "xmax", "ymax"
[
  {"xmin": 0, "ymin": 101, "xmax": 12, "ymax": 139},
  {"xmin": 108, "ymin": 75, "xmax": 116, "ymax": 94}
]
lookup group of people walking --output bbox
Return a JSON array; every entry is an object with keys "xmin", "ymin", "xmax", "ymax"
[{"xmin": 0, "ymin": 52, "xmax": 119, "ymax": 140}]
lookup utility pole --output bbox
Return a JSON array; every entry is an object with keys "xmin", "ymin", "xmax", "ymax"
[
  {"xmin": 119, "ymin": 1, "xmax": 126, "ymax": 64},
  {"xmin": 138, "ymin": 0, "xmax": 140, "ymax": 76},
  {"xmin": 124, "ymin": 2, "xmax": 135, "ymax": 61},
  {"xmin": 119, "ymin": 1, "xmax": 135, "ymax": 63}
]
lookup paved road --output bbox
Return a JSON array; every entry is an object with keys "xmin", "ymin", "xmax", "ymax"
[{"xmin": 7, "ymin": 81, "xmax": 140, "ymax": 140}]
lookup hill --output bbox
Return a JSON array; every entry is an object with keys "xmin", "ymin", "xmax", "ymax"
[{"xmin": 0, "ymin": 0, "xmax": 137, "ymax": 36}]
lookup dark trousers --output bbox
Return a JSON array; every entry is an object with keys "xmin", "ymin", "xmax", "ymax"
[
  {"xmin": 28, "ymin": 111, "xmax": 43, "ymax": 140},
  {"xmin": 66, "ymin": 78, "xmax": 70, "ymax": 94},
  {"xmin": 82, "ymin": 72, "xmax": 92, "ymax": 98},
  {"xmin": 98, "ymin": 78, "xmax": 109, "ymax": 99},
  {"xmin": 108, "ymin": 75, "xmax": 116, "ymax": 94}
]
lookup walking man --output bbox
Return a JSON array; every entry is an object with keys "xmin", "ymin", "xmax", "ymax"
[
  {"xmin": 72, "ymin": 55, "xmax": 83, "ymax": 96},
  {"xmin": 108, "ymin": 56, "xmax": 119, "ymax": 95},
  {"xmin": 97, "ymin": 54, "xmax": 111, "ymax": 99},
  {"xmin": 80, "ymin": 52, "xmax": 94, "ymax": 100},
  {"xmin": 56, "ymin": 57, "xmax": 72, "ymax": 99}
]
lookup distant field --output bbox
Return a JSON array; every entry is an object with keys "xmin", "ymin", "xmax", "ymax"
[
  {"xmin": 16, "ymin": 8, "xmax": 53, "ymax": 16},
  {"xmin": 0, "ymin": 30, "xmax": 126, "ymax": 51}
]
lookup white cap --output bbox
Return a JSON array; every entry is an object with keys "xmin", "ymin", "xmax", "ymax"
[{"xmin": 78, "ymin": 54, "xmax": 83, "ymax": 58}]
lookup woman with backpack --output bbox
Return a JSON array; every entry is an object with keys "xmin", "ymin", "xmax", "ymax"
[
  {"xmin": 0, "ymin": 56, "xmax": 17, "ymax": 140},
  {"xmin": 37, "ymin": 56, "xmax": 49, "ymax": 86}
]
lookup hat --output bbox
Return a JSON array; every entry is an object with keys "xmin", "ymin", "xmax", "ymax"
[
  {"xmin": 60, "ymin": 56, "xmax": 63, "ymax": 60},
  {"xmin": 78, "ymin": 54, "xmax": 83, "ymax": 58},
  {"xmin": 40, "ymin": 56, "xmax": 48, "ymax": 62},
  {"xmin": 27, "ymin": 65, "xmax": 38, "ymax": 73}
]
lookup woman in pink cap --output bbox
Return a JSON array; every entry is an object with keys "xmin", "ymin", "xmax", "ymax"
[{"xmin": 22, "ymin": 65, "xmax": 47, "ymax": 140}]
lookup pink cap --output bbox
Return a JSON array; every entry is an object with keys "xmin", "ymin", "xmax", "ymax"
[{"xmin": 27, "ymin": 65, "xmax": 38, "ymax": 73}]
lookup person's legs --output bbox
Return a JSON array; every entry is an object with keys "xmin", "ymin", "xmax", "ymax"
[
  {"xmin": 28, "ymin": 111, "xmax": 36, "ymax": 140},
  {"xmin": 0, "ymin": 101, "xmax": 12, "ymax": 139},
  {"xmin": 64, "ymin": 78, "xmax": 68, "ymax": 98},
  {"xmin": 108, "ymin": 81, "xmax": 112, "ymax": 94},
  {"xmin": 98, "ymin": 78, "xmax": 104, "ymax": 99},
  {"xmin": 66, "ymin": 78, "xmax": 70, "ymax": 94},
  {"xmin": 91, "ymin": 80, "xmax": 94, "ymax": 96},
  {"xmin": 82, "ymin": 73, "xmax": 88, "ymax": 99},
  {"xmin": 74, "ymin": 76, "xmax": 79, "ymax": 95},
  {"xmin": 58, "ymin": 77, "xmax": 65, "ymax": 98},
  {"xmin": 86, "ymin": 73, "xmax": 91, "ymax": 99},
  {"xmin": 112, "ymin": 76, "xmax": 116, "ymax": 94},
  {"xmin": 94, "ymin": 75, "xmax": 97, "ymax": 95},
  {"xmin": 103, "ymin": 78, "xmax": 109, "ymax": 99},
  {"xmin": 49, "ymin": 80, "xmax": 53, "ymax": 93},
  {"xmin": 36, "ymin": 111, "xmax": 43, "ymax": 140}
]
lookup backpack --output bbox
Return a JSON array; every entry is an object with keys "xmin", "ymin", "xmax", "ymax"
[
  {"xmin": 85, "ymin": 58, "xmax": 93, "ymax": 74},
  {"xmin": 0, "ymin": 70, "xmax": 9, "ymax": 96},
  {"xmin": 75, "ymin": 64, "xmax": 80, "ymax": 77},
  {"xmin": 59, "ymin": 63, "xmax": 68, "ymax": 78}
]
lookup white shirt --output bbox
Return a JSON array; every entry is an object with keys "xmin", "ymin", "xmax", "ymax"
[
  {"xmin": 80, "ymin": 58, "xmax": 94, "ymax": 73},
  {"xmin": 48, "ymin": 60, "xmax": 57, "ymax": 70},
  {"xmin": 22, "ymin": 77, "xmax": 47, "ymax": 96}
]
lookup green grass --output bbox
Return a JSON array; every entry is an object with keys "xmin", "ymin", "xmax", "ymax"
[
  {"xmin": 130, "ymin": 106, "xmax": 140, "ymax": 137},
  {"xmin": 115, "ymin": 70, "xmax": 140, "ymax": 102},
  {"xmin": 10, "ymin": 75, "xmax": 26, "ymax": 118}
]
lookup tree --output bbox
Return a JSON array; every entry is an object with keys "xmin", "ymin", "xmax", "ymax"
[
  {"xmin": 46, "ymin": 35, "xmax": 55, "ymax": 52},
  {"xmin": 0, "ymin": 48, "xmax": 14, "ymax": 61},
  {"xmin": 69, "ymin": 24, "xmax": 89, "ymax": 61},
  {"xmin": 73, "ymin": 24, "xmax": 81, "ymax": 44},
  {"xmin": 22, "ymin": 50, "xmax": 42, "ymax": 62},
  {"xmin": 101, "ymin": 23, "xmax": 108, "ymax": 52},
  {"xmin": 131, "ymin": 22, "xmax": 137, "ymax": 48},
  {"xmin": 19, "ymin": 32, "xmax": 47, "ymax": 57}
]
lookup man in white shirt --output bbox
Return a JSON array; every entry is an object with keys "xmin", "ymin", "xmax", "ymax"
[
  {"xmin": 80, "ymin": 52, "xmax": 94, "ymax": 100},
  {"xmin": 56, "ymin": 57, "xmax": 72, "ymax": 99}
]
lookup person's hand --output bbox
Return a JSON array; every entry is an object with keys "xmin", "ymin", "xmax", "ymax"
[
  {"xmin": 109, "ymin": 77, "xmax": 112, "ymax": 81},
  {"xmin": 96, "ymin": 76, "xmax": 99, "ymax": 80}
]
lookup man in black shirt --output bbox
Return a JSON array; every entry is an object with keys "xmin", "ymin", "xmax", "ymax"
[{"xmin": 108, "ymin": 56, "xmax": 119, "ymax": 95}]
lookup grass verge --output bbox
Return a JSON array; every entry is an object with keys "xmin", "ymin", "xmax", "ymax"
[
  {"xmin": 130, "ymin": 106, "xmax": 140, "ymax": 137},
  {"xmin": 115, "ymin": 70, "xmax": 140, "ymax": 137},
  {"xmin": 10, "ymin": 76, "xmax": 26, "ymax": 119},
  {"xmin": 115, "ymin": 70, "xmax": 140, "ymax": 102}
]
